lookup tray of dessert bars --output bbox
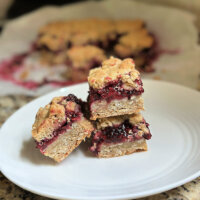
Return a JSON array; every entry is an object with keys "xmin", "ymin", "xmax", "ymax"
[{"xmin": 0, "ymin": 0, "xmax": 200, "ymax": 96}]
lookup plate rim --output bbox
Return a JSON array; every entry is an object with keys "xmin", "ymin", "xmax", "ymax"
[
  {"xmin": 0, "ymin": 79, "xmax": 200, "ymax": 200},
  {"xmin": 1, "ymin": 167, "xmax": 200, "ymax": 200}
]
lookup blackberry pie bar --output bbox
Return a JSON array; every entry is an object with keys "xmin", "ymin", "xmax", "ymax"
[
  {"xmin": 88, "ymin": 57, "xmax": 144, "ymax": 120},
  {"xmin": 32, "ymin": 94, "xmax": 94, "ymax": 162},
  {"xmin": 90, "ymin": 113, "xmax": 151, "ymax": 158}
]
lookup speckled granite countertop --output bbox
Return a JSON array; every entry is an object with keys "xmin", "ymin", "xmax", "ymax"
[{"xmin": 0, "ymin": 95, "xmax": 200, "ymax": 200}]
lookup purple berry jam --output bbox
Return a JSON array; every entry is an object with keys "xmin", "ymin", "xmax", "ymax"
[
  {"xmin": 89, "ymin": 79, "xmax": 144, "ymax": 104},
  {"xmin": 90, "ymin": 120, "xmax": 151, "ymax": 155},
  {"xmin": 62, "ymin": 94, "xmax": 82, "ymax": 105}
]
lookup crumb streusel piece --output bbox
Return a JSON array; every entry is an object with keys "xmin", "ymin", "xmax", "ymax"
[
  {"xmin": 114, "ymin": 19, "xmax": 145, "ymax": 35},
  {"xmin": 36, "ymin": 22, "xmax": 71, "ymax": 65},
  {"xmin": 90, "ymin": 113, "xmax": 151, "ymax": 158},
  {"xmin": 88, "ymin": 57, "xmax": 144, "ymax": 120},
  {"xmin": 70, "ymin": 19, "xmax": 116, "ymax": 48},
  {"xmin": 66, "ymin": 45, "xmax": 107, "ymax": 81},
  {"xmin": 32, "ymin": 94, "xmax": 94, "ymax": 162},
  {"xmin": 114, "ymin": 29, "xmax": 155, "ymax": 72},
  {"xmin": 37, "ymin": 21, "xmax": 74, "ymax": 51}
]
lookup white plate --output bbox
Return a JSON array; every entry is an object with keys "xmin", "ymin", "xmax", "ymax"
[{"xmin": 0, "ymin": 80, "xmax": 200, "ymax": 200}]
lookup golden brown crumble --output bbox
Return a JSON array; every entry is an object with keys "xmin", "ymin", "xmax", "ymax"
[
  {"xmin": 66, "ymin": 45, "xmax": 106, "ymax": 68},
  {"xmin": 37, "ymin": 18, "xmax": 116, "ymax": 50},
  {"xmin": 114, "ymin": 29, "xmax": 154, "ymax": 57},
  {"xmin": 88, "ymin": 57, "xmax": 140, "ymax": 89},
  {"xmin": 114, "ymin": 19, "xmax": 144, "ymax": 34},
  {"xmin": 32, "ymin": 96, "xmax": 80, "ymax": 142}
]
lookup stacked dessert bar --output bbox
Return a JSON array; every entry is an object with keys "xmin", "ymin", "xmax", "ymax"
[
  {"xmin": 31, "ymin": 57, "xmax": 151, "ymax": 161},
  {"xmin": 88, "ymin": 57, "xmax": 151, "ymax": 158}
]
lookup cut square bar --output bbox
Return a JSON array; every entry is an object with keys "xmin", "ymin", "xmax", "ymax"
[
  {"xmin": 32, "ymin": 94, "xmax": 94, "ymax": 162},
  {"xmin": 90, "ymin": 113, "xmax": 151, "ymax": 158},
  {"xmin": 88, "ymin": 57, "xmax": 144, "ymax": 120}
]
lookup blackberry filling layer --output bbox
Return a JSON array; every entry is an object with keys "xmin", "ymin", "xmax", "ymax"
[
  {"xmin": 89, "ymin": 79, "xmax": 144, "ymax": 103},
  {"xmin": 90, "ymin": 120, "xmax": 151, "ymax": 155},
  {"xmin": 62, "ymin": 94, "xmax": 82, "ymax": 105}
]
